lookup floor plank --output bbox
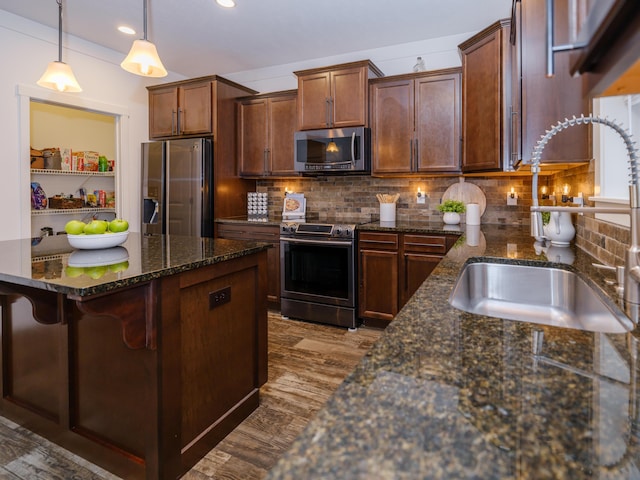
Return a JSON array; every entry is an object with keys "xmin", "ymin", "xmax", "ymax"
[{"xmin": 0, "ymin": 312, "xmax": 382, "ymax": 479}]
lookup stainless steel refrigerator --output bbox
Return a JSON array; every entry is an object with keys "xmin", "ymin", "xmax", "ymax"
[{"xmin": 141, "ymin": 138, "xmax": 214, "ymax": 237}]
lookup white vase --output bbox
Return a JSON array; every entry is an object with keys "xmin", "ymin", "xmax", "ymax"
[
  {"xmin": 543, "ymin": 211, "xmax": 575, "ymax": 246},
  {"xmin": 443, "ymin": 212, "xmax": 461, "ymax": 225}
]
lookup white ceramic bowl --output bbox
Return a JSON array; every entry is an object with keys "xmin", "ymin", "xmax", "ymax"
[{"xmin": 67, "ymin": 230, "xmax": 129, "ymax": 250}]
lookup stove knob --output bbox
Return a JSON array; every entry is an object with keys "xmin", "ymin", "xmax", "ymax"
[
  {"xmin": 334, "ymin": 227, "xmax": 343, "ymax": 236},
  {"xmin": 344, "ymin": 228, "xmax": 352, "ymax": 237}
]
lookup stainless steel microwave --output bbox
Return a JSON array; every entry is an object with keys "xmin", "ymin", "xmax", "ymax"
[{"xmin": 294, "ymin": 127, "xmax": 370, "ymax": 174}]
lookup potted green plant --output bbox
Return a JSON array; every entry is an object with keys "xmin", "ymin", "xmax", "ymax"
[{"xmin": 437, "ymin": 200, "xmax": 466, "ymax": 225}]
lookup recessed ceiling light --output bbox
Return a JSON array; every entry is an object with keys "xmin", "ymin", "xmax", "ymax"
[
  {"xmin": 216, "ymin": 0, "xmax": 236, "ymax": 8},
  {"xmin": 118, "ymin": 26, "xmax": 136, "ymax": 35}
]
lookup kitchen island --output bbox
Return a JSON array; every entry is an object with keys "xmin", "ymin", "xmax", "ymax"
[
  {"xmin": 0, "ymin": 232, "xmax": 269, "ymax": 480},
  {"xmin": 267, "ymin": 222, "xmax": 640, "ymax": 479}
]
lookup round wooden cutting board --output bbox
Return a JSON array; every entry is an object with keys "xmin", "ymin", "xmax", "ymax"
[{"xmin": 441, "ymin": 178, "xmax": 487, "ymax": 216}]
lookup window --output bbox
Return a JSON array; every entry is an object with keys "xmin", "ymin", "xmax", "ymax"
[{"xmin": 592, "ymin": 94, "xmax": 640, "ymax": 227}]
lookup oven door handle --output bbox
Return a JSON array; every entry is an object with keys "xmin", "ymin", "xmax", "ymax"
[{"xmin": 280, "ymin": 237, "xmax": 353, "ymax": 247}]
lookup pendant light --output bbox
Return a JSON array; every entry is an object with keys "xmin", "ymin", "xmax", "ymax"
[
  {"xmin": 121, "ymin": 0, "xmax": 167, "ymax": 77},
  {"xmin": 37, "ymin": 0, "xmax": 82, "ymax": 93}
]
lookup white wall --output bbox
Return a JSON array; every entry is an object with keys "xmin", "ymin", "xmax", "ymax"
[
  {"xmin": 225, "ymin": 32, "xmax": 473, "ymax": 94},
  {"xmin": 0, "ymin": 10, "xmax": 185, "ymax": 241},
  {"xmin": 0, "ymin": 8, "xmax": 476, "ymax": 241}
]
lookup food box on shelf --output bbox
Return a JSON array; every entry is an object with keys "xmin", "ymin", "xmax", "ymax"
[
  {"xmin": 48, "ymin": 196, "xmax": 84, "ymax": 209},
  {"xmin": 73, "ymin": 151, "xmax": 100, "ymax": 171},
  {"xmin": 61, "ymin": 147, "xmax": 72, "ymax": 171}
]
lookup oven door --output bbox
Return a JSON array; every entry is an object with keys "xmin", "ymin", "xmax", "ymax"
[{"xmin": 280, "ymin": 237, "xmax": 355, "ymax": 308}]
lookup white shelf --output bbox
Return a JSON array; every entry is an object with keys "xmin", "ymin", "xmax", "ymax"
[
  {"xmin": 32, "ymin": 208, "xmax": 116, "ymax": 216},
  {"xmin": 31, "ymin": 169, "xmax": 115, "ymax": 177}
]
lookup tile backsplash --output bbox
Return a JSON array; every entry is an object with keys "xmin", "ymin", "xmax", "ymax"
[
  {"xmin": 257, "ymin": 162, "xmax": 628, "ymax": 267},
  {"xmin": 257, "ymin": 175, "xmax": 532, "ymax": 225}
]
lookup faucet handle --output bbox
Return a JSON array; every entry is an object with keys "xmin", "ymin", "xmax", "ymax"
[{"xmin": 592, "ymin": 263, "xmax": 625, "ymax": 292}]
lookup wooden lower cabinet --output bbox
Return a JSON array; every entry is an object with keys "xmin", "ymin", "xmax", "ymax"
[
  {"xmin": 358, "ymin": 231, "xmax": 457, "ymax": 328},
  {"xmin": 216, "ymin": 222, "xmax": 281, "ymax": 308}
]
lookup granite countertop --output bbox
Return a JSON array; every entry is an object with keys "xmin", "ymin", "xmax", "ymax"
[
  {"xmin": 267, "ymin": 223, "xmax": 640, "ymax": 479},
  {"xmin": 1, "ymin": 232, "xmax": 270, "ymax": 297}
]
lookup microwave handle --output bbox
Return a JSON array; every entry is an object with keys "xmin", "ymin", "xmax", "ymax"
[{"xmin": 351, "ymin": 131, "xmax": 356, "ymax": 167}]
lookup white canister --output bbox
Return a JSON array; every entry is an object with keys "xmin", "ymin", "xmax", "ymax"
[
  {"xmin": 466, "ymin": 203, "xmax": 481, "ymax": 225},
  {"xmin": 380, "ymin": 203, "xmax": 396, "ymax": 222}
]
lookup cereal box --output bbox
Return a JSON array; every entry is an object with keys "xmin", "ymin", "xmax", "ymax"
[
  {"xmin": 60, "ymin": 148, "xmax": 72, "ymax": 171},
  {"xmin": 77, "ymin": 151, "xmax": 100, "ymax": 172}
]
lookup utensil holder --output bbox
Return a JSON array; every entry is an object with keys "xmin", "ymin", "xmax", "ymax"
[{"xmin": 380, "ymin": 203, "xmax": 396, "ymax": 222}]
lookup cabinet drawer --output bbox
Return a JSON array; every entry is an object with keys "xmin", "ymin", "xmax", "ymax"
[
  {"xmin": 358, "ymin": 232, "xmax": 399, "ymax": 251},
  {"xmin": 402, "ymin": 234, "xmax": 447, "ymax": 254},
  {"xmin": 217, "ymin": 223, "xmax": 280, "ymax": 243}
]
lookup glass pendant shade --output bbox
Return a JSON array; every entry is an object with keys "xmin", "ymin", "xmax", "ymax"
[
  {"xmin": 121, "ymin": 39, "xmax": 167, "ymax": 77},
  {"xmin": 37, "ymin": 0, "xmax": 82, "ymax": 93},
  {"xmin": 37, "ymin": 60, "xmax": 82, "ymax": 92}
]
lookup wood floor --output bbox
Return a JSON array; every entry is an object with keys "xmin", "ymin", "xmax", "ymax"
[{"xmin": 0, "ymin": 311, "xmax": 382, "ymax": 480}]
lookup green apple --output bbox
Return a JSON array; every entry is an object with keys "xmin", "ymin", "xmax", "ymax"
[
  {"xmin": 108, "ymin": 218, "xmax": 129, "ymax": 233},
  {"xmin": 83, "ymin": 220, "xmax": 108, "ymax": 235},
  {"xmin": 64, "ymin": 265, "xmax": 85, "ymax": 278},
  {"xmin": 64, "ymin": 220, "xmax": 86, "ymax": 235},
  {"xmin": 108, "ymin": 261, "xmax": 129, "ymax": 273},
  {"xmin": 85, "ymin": 265, "xmax": 107, "ymax": 279}
]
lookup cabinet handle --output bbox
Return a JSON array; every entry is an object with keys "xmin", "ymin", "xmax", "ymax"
[
  {"xmin": 414, "ymin": 139, "xmax": 419, "ymax": 171},
  {"xmin": 264, "ymin": 148, "xmax": 269, "ymax": 175},
  {"xmin": 409, "ymin": 139, "xmax": 413, "ymax": 170},
  {"xmin": 326, "ymin": 97, "xmax": 331, "ymax": 127},
  {"xmin": 510, "ymin": 107, "xmax": 519, "ymax": 167},
  {"xmin": 177, "ymin": 108, "xmax": 183, "ymax": 134},
  {"xmin": 171, "ymin": 110, "xmax": 177, "ymax": 135}
]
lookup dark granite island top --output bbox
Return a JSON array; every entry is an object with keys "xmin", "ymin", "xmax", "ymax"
[
  {"xmin": 267, "ymin": 223, "xmax": 640, "ymax": 479},
  {"xmin": 0, "ymin": 232, "xmax": 270, "ymax": 480}
]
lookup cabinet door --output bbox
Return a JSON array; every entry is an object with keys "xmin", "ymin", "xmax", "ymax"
[
  {"xmin": 359, "ymin": 248, "xmax": 399, "ymax": 323},
  {"xmin": 370, "ymin": 79, "xmax": 414, "ymax": 174},
  {"xmin": 331, "ymin": 66, "xmax": 368, "ymax": 128},
  {"xmin": 268, "ymin": 95, "xmax": 297, "ymax": 176},
  {"xmin": 149, "ymin": 86, "xmax": 178, "ymax": 139},
  {"xmin": 403, "ymin": 253, "xmax": 443, "ymax": 305},
  {"xmin": 238, "ymin": 99, "xmax": 268, "ymax": 176},
  {"xmin": 297, "ymin": 72, "xmax": 331, "ymax": 130},
  {"xmin": 178, "ymin": 82, "xmax": 212, "ymax": 136},
  {"xmin": 520, "ymin": 0, "xmax": 591, "ymax": 163},
  {"xmin": 461, "ymin": 29, "xmax": 505, "ymax": 172},
  {"xmin": 415, "ymin": 73, "xmax": 461, "ymax": 173}
]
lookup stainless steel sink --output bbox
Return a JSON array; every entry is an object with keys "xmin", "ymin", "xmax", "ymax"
[{"xmin": 449, "ymin": 261, "xmax": 634, "ymax": 333}]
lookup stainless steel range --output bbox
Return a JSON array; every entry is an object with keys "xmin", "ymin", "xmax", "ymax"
[{"xmin": 280, "ymin": 220, "xmax": 358, "ymax": 329}]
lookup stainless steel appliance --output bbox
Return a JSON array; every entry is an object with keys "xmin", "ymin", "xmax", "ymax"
[
  {"xmin": 294, "ymin": 127, "xmax": 370, "ymax": 174},
  {"xmin": 280, "ymin": 221, "xmax": 358, "ymax": 328},
  {"xmin": 141, "ymin": 138, "xmax": 214, "ymax": 237}
]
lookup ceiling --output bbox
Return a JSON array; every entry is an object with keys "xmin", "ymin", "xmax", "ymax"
[{"xmin": 0, "ymin": 0, "xmax": 512, "ymax": 78}]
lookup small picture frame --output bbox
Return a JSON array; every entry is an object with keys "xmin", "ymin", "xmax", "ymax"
[{"xmin": 282, "ymin": 193, "xmax": 305, "ymax": 218}]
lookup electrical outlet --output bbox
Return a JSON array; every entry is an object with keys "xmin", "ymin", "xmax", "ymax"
[{"xmin": 506, "ymin": 193, "xmax": 518, "ymax": 206}]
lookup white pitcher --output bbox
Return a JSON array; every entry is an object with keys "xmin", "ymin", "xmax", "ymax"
[{"xmin": 543, "ymin": 211, "xmax": 575, "ymax": 246}]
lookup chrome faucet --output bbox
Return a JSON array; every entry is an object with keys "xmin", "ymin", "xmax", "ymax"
[{"xmin": 529, "ymin": 115, "xmax": 640, "ymax": 312}]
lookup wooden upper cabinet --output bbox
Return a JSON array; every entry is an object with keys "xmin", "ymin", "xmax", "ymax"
[
  {"xmin": 148, "ymin": 86, "xmax": 179, "ymax": 138},
  {"xmin": 370, "ymin": 79, "xmax": 414, "ymax": 174},
  {"xmin": 238, "ymin": 98, "xmax": 268, "ymax": 176},
  {"xmin": 295, "ymin": 60, "xmax": 383, "ymax": 130},
  {"xmin": 268, "ymin": 94, "xmax": 298, "ymax": 175},
  {"xmin": 414, "ymin": 73, "xmax": 461, "ymax": 173},
  {"xmin": 148, "ymin": 79, "xmax": 212, "ymax": 139},
  {"xmin": 459, "ymin": 20, "xmax": 512, "ymax": 173},
  {"xmin": 516, "ymin": 0, "xmax": 591, "ymax": 164},
  {"xmin": 238, "ymin": 90, "xmax": 297, "ymax": 177},
  {"xmin": 370, "ymin": 69, "xmax": 461, "ymax": 175}
]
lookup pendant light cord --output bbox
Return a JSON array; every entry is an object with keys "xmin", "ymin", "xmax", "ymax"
[
  {"xmin": 143, "ymin": 0, "xmax": 148, "ymax": 41},
  {"xmin": 57, "ymin": 0, "xmax": 62, "ymax": 62}
]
